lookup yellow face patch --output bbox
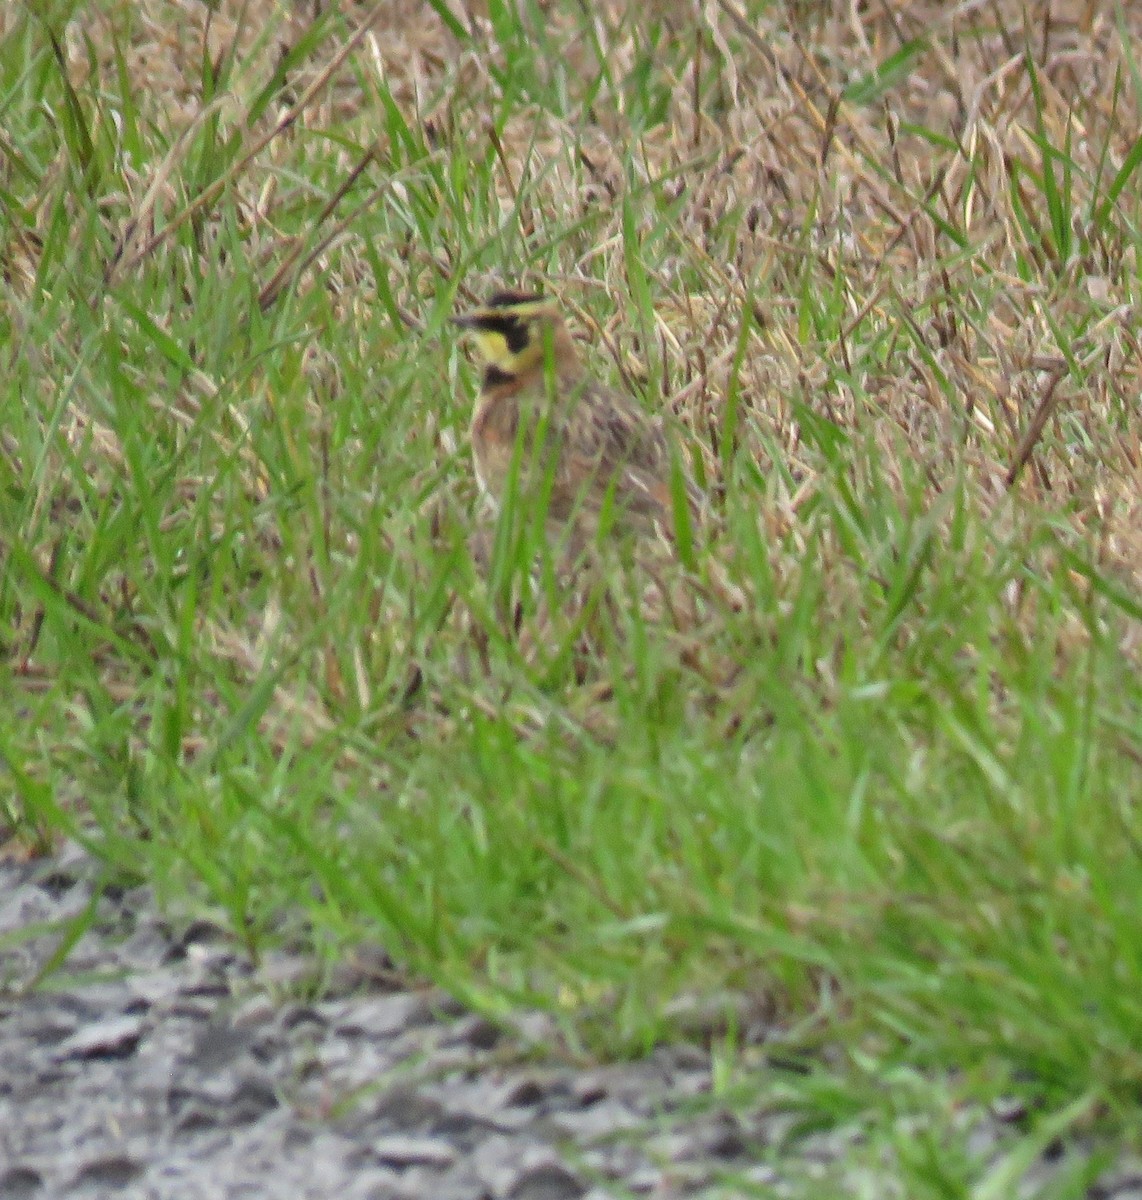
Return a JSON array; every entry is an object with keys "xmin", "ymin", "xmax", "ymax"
[
  {"xmin": 471, "ymin": 327, "xmax": 515, "ymax": 370},
  {"xmin": 453, "ymin": 294, "xmax": 562, "ymax": 376}
]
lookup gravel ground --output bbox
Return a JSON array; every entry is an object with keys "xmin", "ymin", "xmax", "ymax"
[{"xmin": 2, "ymin": 847, "xmax": 1139, "ymax": 1200}]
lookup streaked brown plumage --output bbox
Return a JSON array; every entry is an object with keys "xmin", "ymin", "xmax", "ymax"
[{"xmin": 452, "ymin": 290, "xmax": 701, "ymax": 551}]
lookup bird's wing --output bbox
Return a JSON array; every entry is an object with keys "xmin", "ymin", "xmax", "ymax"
[{"xmin": 556, "ymin": 382, "xmax": 703, "ymax": 529}]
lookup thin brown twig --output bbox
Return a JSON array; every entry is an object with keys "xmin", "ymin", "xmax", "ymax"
[
  {"xmin": 113, "ymin": 1, "xmax": 386, "ymax": 280},
  {"xmin": 1005, "ymin": 360, "xmax": 1069, "ymax": 490},
  {"xmin": 257, "ymin": 147, "xmax": 376, "ymax": 313}
]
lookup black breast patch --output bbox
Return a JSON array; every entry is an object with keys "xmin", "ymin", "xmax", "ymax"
[{"xmin": 484, "ymin": 364, "xmax": 516, "ymax": 386}]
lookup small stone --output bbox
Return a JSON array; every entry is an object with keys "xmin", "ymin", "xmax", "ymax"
[
  {"xmin": 425, "ymin": 989, "xmax": 469, "ymax": 1020},
  {"xmin": 473, "ymin": 1141, "xmax": 584, "ymax": 1198},
  {"xmin": 172, "ymin": 1099, "xmax": 225, "ymax": 1134},
  {"xmin": 548, "ymin": 1100, "xmax": 644, "ymax": 1140},
  {"xmin": 331, "ymin": 994, "xmax": 428, "ymax": 1038},
  {"xmin": 502, "ymin": 1077, "xmax": 546, "ymax": 1108},
  {"xmin": 57, "ymin": 978, "xmax": 138, "ymax": 1016},
  {"xmin": 432, "ymin": 1107, "xmax": 515, "ymax": 1140},
  {"xmin": 991, "ymin": 1095, "xmax": 1027, "ymax": 1123},
  {"xmin": 370, "ymin": 1135, "xmax": 458, "ymax": 1169},
  {"xmin": 0, "ymin": 1166, "xmax": 44, "ymax": 1198},
  {"xmin": 167, "ymin": 994, "xmax": 224, "ymax": 1019},
  {"xmin": 72, "ymin": 1155, "xmax": 142, "ymax": 1189},
  {"xmin": 53, "ymin": 1015, "xmax": 144, "ymax": 1061},
  {"xmin": 229, "ymin": 1074, "xmax": 280, "ymax": 1123},
  {"xmin": 510, "ymin": 1163, "xmax": 584, "ymax": 1200},
  {"xmin": 170, "ymin": 917, "xmax": 229, "ymax": 955},
  {"xmin": 359, "ymin": 1086, "xmax": 447, "ymax": 1132},
  {"xmin": 12, "ymin": 1000, "xmax": 82, "ymax": 1046},
  {"xmin": 279, "ymin": 1003, "xmax": 328, "ymax": 1032},
  {"xmin": 127, "ymin": 966, "xmax": 184, "ymax": 1007},
  {"xmin": 231, "ymin": 994, "xmax": 277, "ymax": 1028},
  {"xmin": 446, "ymin": 1013, "xmax": 502, "ymax": 1050}
]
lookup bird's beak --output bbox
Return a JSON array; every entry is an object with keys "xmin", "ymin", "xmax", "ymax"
[{"xmin": 450, "ymin": 310, "xmax": 483, "ymax": 330}]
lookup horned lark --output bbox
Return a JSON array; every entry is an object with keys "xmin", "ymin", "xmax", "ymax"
[{"xmin": 452, "ymin": 289, "xmax": 704, "ymax": 560}]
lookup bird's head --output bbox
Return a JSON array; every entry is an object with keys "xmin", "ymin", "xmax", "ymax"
[{"xmin": 452, "ymin": 290, "xmax": 575, "ymax": 378}]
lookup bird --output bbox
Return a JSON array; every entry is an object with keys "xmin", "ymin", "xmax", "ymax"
[{"xmin": 451, "ymin": 289, "xmax": 704, "ymax": 563}]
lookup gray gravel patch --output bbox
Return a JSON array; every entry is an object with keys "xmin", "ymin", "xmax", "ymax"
[{"xmin": 0, "ymin": 847, "xmax": 1134, "ymax": 1199}]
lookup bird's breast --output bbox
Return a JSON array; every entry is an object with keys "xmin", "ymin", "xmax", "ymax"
[{"xmin": 470, "ymin": 383, "xmax": 525, "ymax": 503}]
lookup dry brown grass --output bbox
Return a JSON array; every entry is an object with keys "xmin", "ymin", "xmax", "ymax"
[
  {"xmin": 41, "ymin": 0, "xmax": 1140, "ymax": 593},
  {"xmin": 4, "ymin": 0, "xmax": 1141, "ymax": 776}
]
